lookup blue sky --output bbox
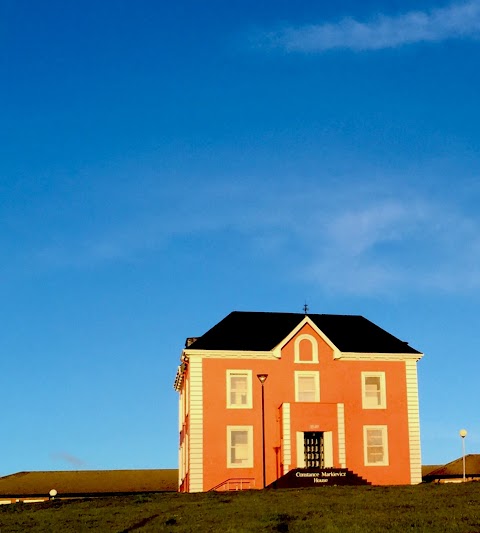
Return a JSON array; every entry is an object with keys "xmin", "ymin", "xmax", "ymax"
[{"xmin": 1, "ymin": 0, "xmax": 480, "ymax": 475}]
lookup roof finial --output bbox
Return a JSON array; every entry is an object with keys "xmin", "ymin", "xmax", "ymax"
[{"xmin": 303, "ymin": 302, "xmax": 309, "ymax": 315}]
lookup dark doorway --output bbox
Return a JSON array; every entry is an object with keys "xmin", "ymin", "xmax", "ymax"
[{"xmin": 304, "ymin": 432, "xmax": 324, "ymax": 467}]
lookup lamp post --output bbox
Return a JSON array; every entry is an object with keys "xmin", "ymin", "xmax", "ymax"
[
  {"xmin": 459, "ymin": 429, "xmax": 467, "ymax": 482},
  {"xmin": 257, "ymin": 373, "xmax": 268, "ymax": 488}
]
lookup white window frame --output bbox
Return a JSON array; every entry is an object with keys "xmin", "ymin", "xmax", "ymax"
[
  {"xmin": 361, "ymin": 372, "xmax": 386, "ymax": 409},
  {"xmin": 294, "ymin": 371, "xmax": 320, "ymax": 402},
  {"xmin": 226, "ymin": 370, "xmax": 253, "ymax": 409},
  {"xmin": 294, "ymin": 334, "xmax": 319, "ymax": 363},
  {"xmin": 227, "ymin": 426, "xmax": 254, "ymax": 468},
  {"xmin": 363, "ymin": 425, "xmax": 389, "ymax": 466}
]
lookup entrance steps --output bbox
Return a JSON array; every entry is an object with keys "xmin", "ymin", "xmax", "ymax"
[{"xmin": 267, "ymin": 468, "xmax": 371, "ymax": 488}]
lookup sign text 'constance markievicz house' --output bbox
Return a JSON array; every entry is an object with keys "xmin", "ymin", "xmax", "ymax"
[{"xmin": 174, "ymin": 311, "xmax": 423, "ymax": 492}]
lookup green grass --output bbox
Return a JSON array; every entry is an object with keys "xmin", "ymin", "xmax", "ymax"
[{"xmin": 1, "ymin": 483, "xmax": 480, "ymax": 532}]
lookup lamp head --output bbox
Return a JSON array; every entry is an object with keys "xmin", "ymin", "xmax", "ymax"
[
  {"xmin": 459, "ymin": 429, "xmax": 467, "ymax": 438},
  {"xmin": 257, "ymin": 374, "xmax": 268, "ymax": 384}
]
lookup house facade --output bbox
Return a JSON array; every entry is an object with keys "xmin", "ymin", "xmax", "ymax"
[{"xmin": 174, "ymin": 311, "xmax": 423, "ymax": 492}]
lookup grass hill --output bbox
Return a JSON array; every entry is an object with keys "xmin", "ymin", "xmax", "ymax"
[{"xmin": 1, "ymin": 482, "xmax": 480, "ymax": 532}]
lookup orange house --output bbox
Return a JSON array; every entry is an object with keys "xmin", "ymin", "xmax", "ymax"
[{"xmin": 174, "ymin": 311, "xmax": 423, "ymax": 492}]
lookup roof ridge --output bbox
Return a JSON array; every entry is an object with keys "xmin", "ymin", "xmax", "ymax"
[{"xmin": 229, "ymin": 310, "xmax": 365, "ymax": 318}]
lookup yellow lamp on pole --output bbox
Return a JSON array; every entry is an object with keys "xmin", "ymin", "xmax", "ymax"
[{"xmin": 459, "ymin": 429, "xmax": 467, "ymax": 482}]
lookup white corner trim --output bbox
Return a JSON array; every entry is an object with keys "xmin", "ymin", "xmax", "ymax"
[
  {"xmin": 337, "ymin": 403, "xmax": 346, "ymax": 468},
  {"xmin": 188, "ymin": 356, "xmax": 204, "ymax": 492},
  {"xmin": 406, "ymin": 360, "xmax": 422, "ymax": 484}
]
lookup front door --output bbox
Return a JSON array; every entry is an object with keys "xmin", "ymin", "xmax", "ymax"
[{"xmin": 304, "ymin": 431, "xmax": 324, "ymax": 468}]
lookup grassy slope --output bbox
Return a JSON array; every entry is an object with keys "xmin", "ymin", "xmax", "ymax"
[{"xmin": 1, "ymin": 483, "xmax": 480, "ymax": 532}]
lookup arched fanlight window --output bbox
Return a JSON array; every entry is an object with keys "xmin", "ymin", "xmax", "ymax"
[{"xmin": 294, "ymin": 334, "xmax": 319, "ymax": 363}]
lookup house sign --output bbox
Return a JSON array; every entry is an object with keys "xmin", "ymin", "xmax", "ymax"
[{"xmin": 268, "ymin": 468, "xmax": 369, "ymax": 488}]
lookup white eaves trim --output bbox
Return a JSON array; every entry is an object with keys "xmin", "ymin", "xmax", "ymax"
[
  {"xmin": 336, "ymin": 352, "xmax": 424, "ymax": 361},
  {"xmin": 183, "ymin": 349, "xmax": 278, "ymax": 360},
  {"xmin": 271, "ymin": 316, "xmax": 341, "ymax": 359}
]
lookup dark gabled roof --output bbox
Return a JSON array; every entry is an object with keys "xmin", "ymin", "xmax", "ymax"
[
  {"xmin": 0, "ymin": 469, "xmax": 178, "ymax": 497},
  {"xmin": 187, "ymin": 311, "xmax": 421, "ymax": 354},
  {"xmin": 423, "ymin": 455, "xmax": 480, "ymax": 479}
]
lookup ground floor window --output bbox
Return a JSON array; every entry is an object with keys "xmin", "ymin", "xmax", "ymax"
[
  {"xmin": 363, "ymin": 425, "xmax": 389, "ymax": 466},
  {"xmin": 227, "ymin": 426, "xmax": 253, "ymax": 468}
]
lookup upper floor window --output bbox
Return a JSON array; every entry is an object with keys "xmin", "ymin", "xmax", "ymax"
[
  {"xmin": 227, "ymin": 370, "xmax": 252, "ymax": 409},
  {"xmin": 361, "ymin": 372, "xmax": 386, "ymax": 409},
  {"xmin": 364, "ymin": 425, "xmax": 389, "ymax": 466},
  {"xmin": 295, "ymin": 371, "xmax": 320, "ymax": 402},
  {"xmin": 294, "ymin": 334, "xmax": 319, "ymax": 363},
  {"xmin": 227, "ymin": 426, "xmax": 253, "ymax": 468}
]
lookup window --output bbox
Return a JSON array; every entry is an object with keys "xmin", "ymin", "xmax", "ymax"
[
  {"xmin": 295, "ymin": 371, "xmax": 320, "ymax": 402},
  {"xmin": 227, "ymin": 426, "xmax": 253, "ymax": 468},
  {"xmin": 227, "ymin": 370, "xmax": 252, "ymax": 408},
  {"xmin": 361, "ymin": 372, "xmax": 386, "ymax": 409},
  {"xmin": 364, "ymin": 426, "xmax": 389, "ymax": 466},
  {"xmin": 294, "ymin": 334, "xmax": 319, "ymax": 363}
]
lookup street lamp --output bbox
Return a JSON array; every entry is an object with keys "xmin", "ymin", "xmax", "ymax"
[
  {"xmin": 257, "ymin": 373, "xmax": 268, "ymax": 488},
  {"xmin": 459, "ymin": 429, "xmax": 467, "ymax": 482}
]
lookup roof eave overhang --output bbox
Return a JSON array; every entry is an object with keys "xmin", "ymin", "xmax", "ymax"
[
  {"xmin": 335, "ymin": 351, "xmax": 424, "ymax": 361},
  {"xmin": 183, "ymin": 349, "xmax": 277, "ymax": 359}
]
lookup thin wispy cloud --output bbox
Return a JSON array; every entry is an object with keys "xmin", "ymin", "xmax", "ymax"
[
  {"xmin": 31, "ymin": 175, "xmax": 480, "ymax": 296},
  {"xmin": 51, "ymin": 452, "xmax": 86, "ymax": 467},
  {"xmin": 304, "ymin": 195, "xmax": 480, "ymax": 294},
  {"xmin": 260, "ymin": 1, "xmax": 480, "ymax": 52}
]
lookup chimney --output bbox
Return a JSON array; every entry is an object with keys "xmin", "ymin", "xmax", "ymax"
[{"xmin": 185, "ymin": 337, "xmax": 198, "ymax": 348}]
